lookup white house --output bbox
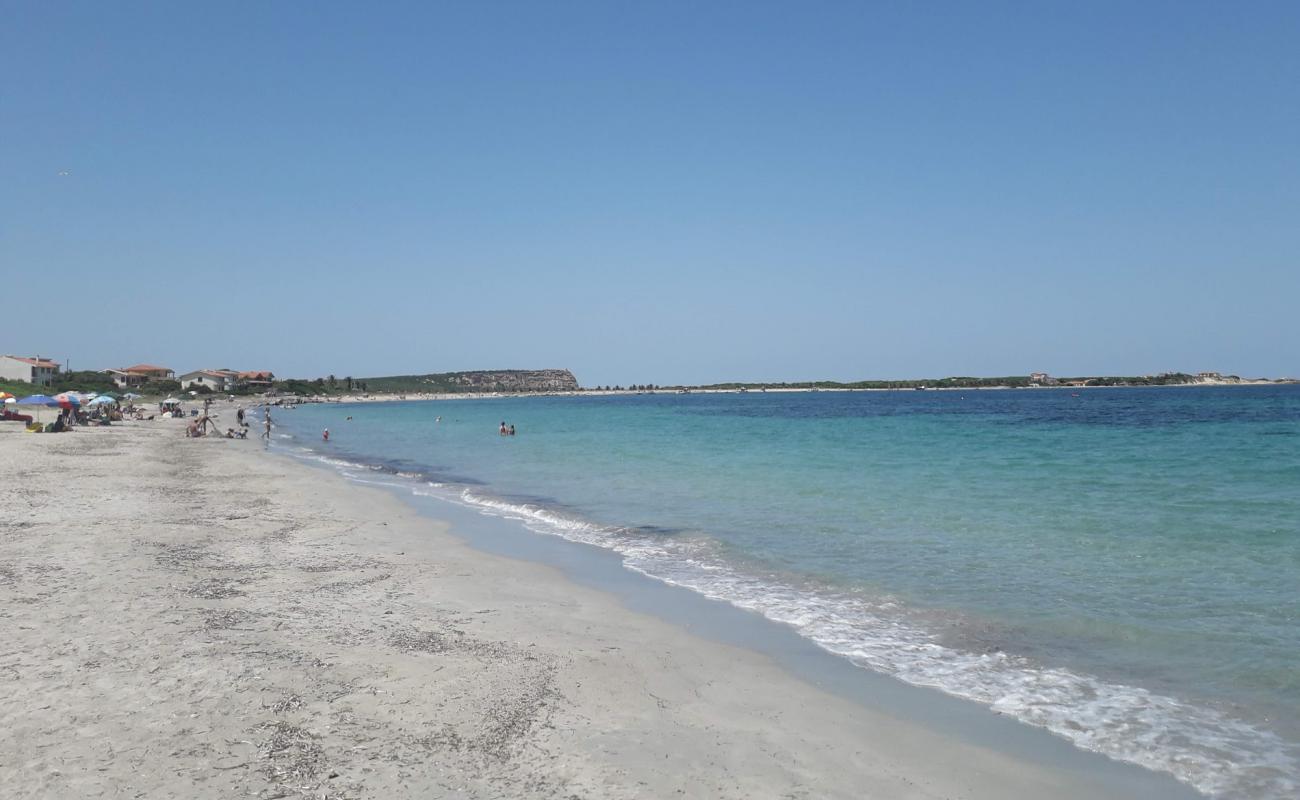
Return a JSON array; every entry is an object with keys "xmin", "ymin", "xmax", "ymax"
[
  {"xmin": 179, "ymin": 369, "xmax": 239, "ymax": 392},
  {"xmin": 0, "ymin": 355, "xmax": 60, "ymax": 387},
  {"xmin": 104, "ymin": 363, "xmax": 176, "ymax": 389}
]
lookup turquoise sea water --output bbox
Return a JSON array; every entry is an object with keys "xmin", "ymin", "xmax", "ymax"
[{"xmin": 270, "ymin": 386, "xmax": 1300, "ymax": 798}]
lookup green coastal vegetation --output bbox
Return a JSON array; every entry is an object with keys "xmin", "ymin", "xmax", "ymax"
[
  {"xmin": 268, "ymin": 369, "xmax": 1287, "ymax": 394},
  {"xmin": 679, "ymin": 372, "xmax": 1250, "ymax": 391},
  {"xmin": 6, "ymin": 370, "xmax": 1288, "ymax": 402},
  {"xmin": 1, "ymin": 372, "xmax": 119, "ymax": 397}
]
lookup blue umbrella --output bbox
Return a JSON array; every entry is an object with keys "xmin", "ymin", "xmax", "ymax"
[
  {"xmin": 16, "ymin": 395, "xmax": 60, "ymax": 427},
  {"xmin": 89, "ymin": 395, "xmax": 117, "ymax": 405}
]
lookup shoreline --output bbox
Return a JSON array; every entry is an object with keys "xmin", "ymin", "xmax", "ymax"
[
  {"xmin": 248, "ymin": 379, "xmax": 1297, "ymax": 408},
  {"xmin": 3, "ymin": 419, "xmax": 1205, "ymax": 798}
]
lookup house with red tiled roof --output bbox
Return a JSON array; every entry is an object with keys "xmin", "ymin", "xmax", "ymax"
[
  {"xmin": 104, "ymin": 363, "xmax": 176, "ymax": 389},
  {"xmin": 238, "ymin": 370, "xmax": 275, "ymax": 386},
  {"xmin": 123, "ymin": 364, "xmax": 175, "ymax": 379},
  {"xmin": 0, "ymin": 355, "xmax": 61, "ymax": 387}
]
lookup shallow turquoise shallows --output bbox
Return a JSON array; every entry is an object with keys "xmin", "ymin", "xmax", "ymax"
[{"xmin": 271, "ymin": 386, "xmax": 1300, "ymax": 799}]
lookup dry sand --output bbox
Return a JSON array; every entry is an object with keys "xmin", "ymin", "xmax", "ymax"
[{"xmin": 1, "ymin": 419, "xmax": 1180, "ymax": 799}]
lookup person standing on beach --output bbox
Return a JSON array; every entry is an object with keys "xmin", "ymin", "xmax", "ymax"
[{"xmin": 262, "ymin": 407, "xmax": 272, "ymax": 440}]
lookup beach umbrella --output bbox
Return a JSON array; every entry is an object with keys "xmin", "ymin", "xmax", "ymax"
[
  {"xmin": 88, "ymin": 395, "xmax": 117, "ymax": 405},
  {"xmin": 0, "ymin": 392, "xmax": 12, "ymax": 400},
  {"xmin": 16, "ymin": 394, "xmax": 60, "ymax": 425},
  {"xmin": 55, "ymin": 392, "xmax": 81, "ymax": 405},
  {"xmin": 122, "ymin": 392, "xmax": 141, "ymax": 400}
]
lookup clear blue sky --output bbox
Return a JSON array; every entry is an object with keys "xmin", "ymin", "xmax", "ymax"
[{"xmin": 3, "ymin": 2, "xmax": 1297, "ymax": 385}]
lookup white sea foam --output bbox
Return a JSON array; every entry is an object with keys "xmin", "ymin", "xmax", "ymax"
[
  {"xmin": 287, "ymin": 443, "xmax": 1298, "ymax": 799},
  {"xmin": 445, "ymin": 487, "xmax": 1298, "ymax": 800}
]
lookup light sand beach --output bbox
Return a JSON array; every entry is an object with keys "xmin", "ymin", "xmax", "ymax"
[{"xmin": 2, "ymin": 419, "xmax": 1196, "ymax": 799}]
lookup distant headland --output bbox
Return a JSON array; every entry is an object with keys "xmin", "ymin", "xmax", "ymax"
[
  {"xmin": 4, "ymin": 364, "xmax": 1293, "ymax": 402},
  {"xmin": 268, "ymin": 369, "xmax": 1298, "ymax": 399},
  {"xmin": 226, "ymin": 369, "xmax": 1300, "ymax": 397}
]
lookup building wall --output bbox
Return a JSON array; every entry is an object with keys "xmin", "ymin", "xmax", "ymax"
[
  {"xmin": 0, "ymin": 358, "xmax": 32, "ymax": 383},
  {"xmin": 0, "ymin": 357, "xmax": 57, "ymax": 387},
  {"xmin": 180, "ymin": 373, "xmax": 233, "ymax": 391},
  {"xmin": 107, "ymin": 372, "xmax": 148, "ymax": 389}
]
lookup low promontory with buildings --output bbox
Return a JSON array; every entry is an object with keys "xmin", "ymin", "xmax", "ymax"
[{"xmin": 0, "ymin": 355, "xmax": 1294, "ymax": 400}]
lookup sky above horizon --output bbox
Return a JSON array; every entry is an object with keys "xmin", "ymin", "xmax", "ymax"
[{"xmin": 3, "ymin": 2, "xmax": 1298, "ymax": 385}]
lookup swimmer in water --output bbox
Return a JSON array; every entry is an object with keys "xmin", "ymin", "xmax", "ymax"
[{"xmin": 323, "ymin": 428, "xmax": 330, "ymax": 441}]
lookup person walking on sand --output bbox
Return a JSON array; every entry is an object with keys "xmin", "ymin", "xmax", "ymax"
[{"xmin": 262, "ymin": 408, "xmax": 272, "ymax": 440}]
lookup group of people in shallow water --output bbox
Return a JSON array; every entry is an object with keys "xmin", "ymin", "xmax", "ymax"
[{"xmin": 288, "ymin": 413, "xmax": 517, "ymax": 442}]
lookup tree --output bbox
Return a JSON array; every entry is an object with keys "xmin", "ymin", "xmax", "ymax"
[{"xmin": 346, "ymin": 376, "xmax": 353, "ymax": 390}]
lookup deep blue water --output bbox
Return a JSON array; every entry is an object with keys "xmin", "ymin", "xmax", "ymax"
[{"xmin": 270, "ymin": 385, "xmax": 1300, "ymax": 798}]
